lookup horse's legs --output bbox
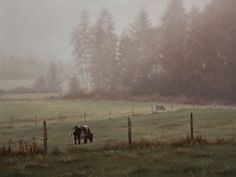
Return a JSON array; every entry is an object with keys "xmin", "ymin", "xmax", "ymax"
[
  {"xmin": 78, "ymin": 136, "xmax": 81, "ymax": 144},
  {"xmin": 74, "ymin": 135, "xmax": 77, "ymax": 145},
  {"xmin": 89, "ymin": 134, "xmax": 93, "ymax": 143},
  {"xmin": 84, "ymin": 136, "xmax": 87, "ymax": 144}
]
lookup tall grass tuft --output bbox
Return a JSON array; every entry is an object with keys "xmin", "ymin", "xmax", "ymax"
[
  {"xmin": 100, "ymin": 137, "xmax": 225, "ymax": 151},
  {"xmin": 100, "ymin": 139, "xmax": 162, "ymax": 151},
  {"xmin": 0, "ymin": 140, "xmax": 43, "ymax": 157},
  {"xmin": 172, "ymin": 135, "xmax": 225, "ymax": 146}
]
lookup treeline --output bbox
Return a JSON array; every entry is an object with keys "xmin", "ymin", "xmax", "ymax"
[
  {"xmin": 71, "ymin": 0, "xmax": 236, "ymax": 102},
  {"xmin": 0, "ymin": 55, "xmax": 71, "ymax": 94},
  {"xmin": 0, "ymin": 55, "xmax": 46, "ymax": 80},
  {"xmin": 33, "ymin": 62, "xmax": 62, "ymax": 93}
]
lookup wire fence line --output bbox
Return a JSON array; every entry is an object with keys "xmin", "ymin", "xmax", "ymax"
[
  {"xmin": 0, "ymin": 106, "xmax": 163, "ymax": 147},
  {"xmin": 0, "ymin": 106, "xmax": 235, "ymax": 150},
  {"xmin": 1, "ymin": 102, "xmax": 226, "ymax": 128},
  {"xmin": 0, "ymin": 106, "xmax": 162, "ymax": 128}
]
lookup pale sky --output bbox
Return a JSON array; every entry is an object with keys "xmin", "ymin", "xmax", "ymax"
[{"xmin": 0, "ymin": 0, "xmax": 211, "ymax": 62}]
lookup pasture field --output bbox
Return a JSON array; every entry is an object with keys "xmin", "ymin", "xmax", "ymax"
[
  {"xmin": 0, "ymin": 95, "xmax": 235, "ymax": 148},
  {"xmin": 0, "ymin": 94, "xmax": 236, "ymax": 177},
  {"xmin": 0, "ymin": 107, "xmax": 235, "ymax": 149},
  {"xmin": 0, "ymin": 94, "xmax": 195, "ymax": 120},
  {"xmin": 0, "ymin": 144, "xmax": 236, "ymax": 177}
]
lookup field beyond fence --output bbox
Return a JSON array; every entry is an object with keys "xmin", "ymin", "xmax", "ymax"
[{"xmin": 0, "ymin": 98, "xmax": 235, "ymax": 151}]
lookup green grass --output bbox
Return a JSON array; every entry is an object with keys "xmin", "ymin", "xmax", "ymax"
[
  {"xmin": 0, "ymin": 95, "xmax": 236, "ymax": 176},
  {"xmin": 0, "ymin": 99, "xmax": 155, "ymax": 120},
  {"xmin": 0, "ymin": 97, "xmax": 196, "ymax": 123},
  {"xmin": 0, "ymin": 105, "xmax": 235, "ymax": 150},
  {"xmin": 0, "ymin": 144, "xmax": 236, "ymax": 177}
]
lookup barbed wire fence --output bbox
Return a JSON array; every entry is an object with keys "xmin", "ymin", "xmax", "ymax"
[
  {"xmin": 0, "ymin": 105, "xmax": 162, "ymax": 146},
  {"xmin": 0, "ymin": 105, "xmax": 166, "ymax": 129},
  {"xmin": 0, "ymin": 104, "xmax": 235, "ymax": 153}
]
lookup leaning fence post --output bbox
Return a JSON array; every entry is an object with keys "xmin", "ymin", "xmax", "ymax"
[
  {"xmin": 43, "ymin": 120, "xmax": 48, "ymax": 154},
  {"xmin": 128, "ymin": 116, "xmax": 132, "ymax": 145},
  {"xmin": 190, "ymin": 113, "xmax": 194, "ymax": 141}
]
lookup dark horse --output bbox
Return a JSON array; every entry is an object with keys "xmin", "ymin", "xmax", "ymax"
[{"xmin": 72, "ymin": 125, "xmax": 93, "ymax": 145}]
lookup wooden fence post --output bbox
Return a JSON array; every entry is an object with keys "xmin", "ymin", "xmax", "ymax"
[
  {"xmin": 43, "ymin": 121, "xmax": 48, "ymax": 154},
  {"xmin": 84, "ymin": 112, "xmax": 87, "ymax": 121},
  {"xmin": 132, "ymin": 107, "xmax": 134, "ymax": 116},
  {"xmin": 10, "ymin": 116, "xmax": 13, "ymax": 128},
  {"xmin": 171, "ymin": 104, "xmax": 173, "ymax": 111},
  {"xmin": 190, "ymin": 113, "xmax": 194, "ymax": 141},
  {"xmin": 151, "ymin": 106, "xmax": 154, "ymax": 113},
  {"xmin": 214, "ymin": 101, "xmax": 217, "ymax": 109},
  {"xmin": 128, "ymin": 116, "xmax": 132, "ymax": 145},
  {"xmin": 35, "ymin": 115, "xmax": 37, "ymax": 127}
]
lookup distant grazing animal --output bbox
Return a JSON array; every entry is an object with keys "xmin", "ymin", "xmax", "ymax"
[
  {"xmin": 72, "ymin": 125, "xmax": 93, "ymax": 145},
  {"xmin": 80, "ymin": 125, "xmax": 94, "ymax": 144},
  {"xmin": 156, "ymin": 105, "xmax": 166, "ymax": 111}
]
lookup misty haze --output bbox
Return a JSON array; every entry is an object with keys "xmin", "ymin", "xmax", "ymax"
[{"xmin": 0, "ymin": 0, "xmax": 236, "ymax": 177}]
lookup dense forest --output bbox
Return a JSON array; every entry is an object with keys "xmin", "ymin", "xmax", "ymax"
[
  {"xmin": 1, "ymin": 0, "xmax": 235, "ymax": 102},
  {"xmin": 71, "ymin": 0, "xmax": 236, "ymax": 102}
]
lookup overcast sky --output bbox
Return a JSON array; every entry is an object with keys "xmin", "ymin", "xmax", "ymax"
[{"xmin": 0, "ymin": 0, "xmax": 211, "ymax": 62}]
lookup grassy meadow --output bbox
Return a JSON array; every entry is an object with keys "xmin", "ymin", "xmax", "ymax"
[
  {"xmin": 0, "ymin": 94, "xmax": 236, "ymax": 177},
  {"xmin": 1, "ymin": 144, "xmax": 236, "ymax": 177}
]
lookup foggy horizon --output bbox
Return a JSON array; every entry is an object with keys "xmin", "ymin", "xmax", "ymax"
[{"xmin": 0, "ymin": 0, "xmax": 210, "ymax": 62}]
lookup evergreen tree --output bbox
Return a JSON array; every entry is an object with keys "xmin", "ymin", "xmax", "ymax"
[
  {"xmin": 33, "ymin": 74, "xmax": 47, "ymax": 93},
  {"xmin": 118, "ymin": 31, "xmax": 133, "ymax": 93},
  {"xmin": 72, "ymin": 10, "xmax": 92, "ymax": 91},
  {"xmin": 158, "ymin": 0, "xmax": 187, "ymax": 95},
  {"xmin": 68, "ymin": 74, "xmax": 81, "ymax": 96},
  {"xmin": 47, "ymin": 62, "xmax": 61, "ymax": 93},
  {"xmin": 90, "ymin": 9, "xmax": 118, "ymax": 94},
  {"xmin": 119, "ymin": 10, "xmax": 156, "ymax": 94},
  {"xmin": 197, "ymin": 0, "xmax": 236, "ymax": 100}
]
